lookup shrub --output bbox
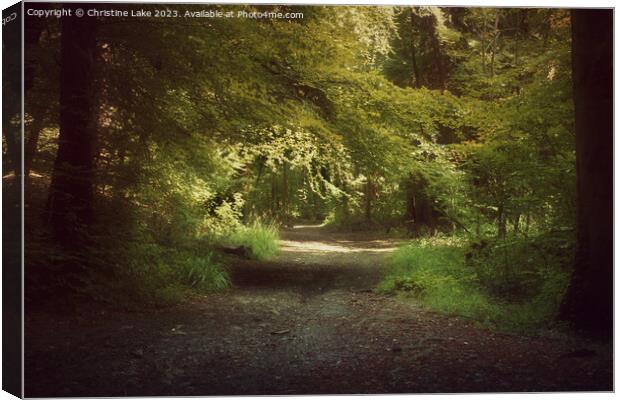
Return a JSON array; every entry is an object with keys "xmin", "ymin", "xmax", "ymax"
[
  {"xmin": 379, "ymin": 233, "xmax": 572, "ymax": 332},
  {"xmin": 86, "ymin": 240, "xmax": 230, "ymax": 307},
  {"xmin": 465, "ymin": 232, "xmax": 574, "ymax": 302}
]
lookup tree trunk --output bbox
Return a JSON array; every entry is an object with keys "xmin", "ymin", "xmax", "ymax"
[
  {"xmin": 513, "ymin": 9, "xmax": 528, "ymax": 66},
  {"xmin": 497, "ymin": 203, "xmax": 506, "ymax": 239},
  {"xmin": 364, "ymin": 178, "xmax": 373, "ymax": 223},
  {"xmin": 559, "ymin": 9, "xmax": 613, "ymax": 337},
  {"xmin": 409, "ymin": 8, "xmax": 422, "ymax": 88},
  {"xmin": 270, "ymin": 173, "xmax": 277, "ymax": 216},
  {"xmin": 47, "ymin": 17, "xmax": 98, "ymax": 245},
  {"xmin": 524, "ymin": 212, "xmax": 530, "ymax": 238},
  {"xmin": 512, "ymin": 213, "xmax": 520, "ymax": 234},
  {"xmin": 427, "ymin": 15, "xmax": 446, "ymax": 92},
  {"xmin": 405, "ymin": 176, "xmax": 417, "ymax": 221},
  {"xmin": 406, "ymin": 174, "xmax": 442, "ymax": 235},
  {"xmin": 24, "ymin": 4, "xmax": 47, "ymax": 93},
  {"xmin": 480, "ymin": 12, "xmax": 487, "ymax": 73},
  {"xmin": 282, "ymin": 161, "xmax": 289, "ymax": 219},
  {"xmin": 490, "ymin": 12, "xmax": 500, "ymax": 77},
  {"xmin": 24, "ymin": 119, "xmax": 44, "ymax": 182},
  {"xmin": 2, "ymin": 105, "xmax": 20, "ymax": 176}
]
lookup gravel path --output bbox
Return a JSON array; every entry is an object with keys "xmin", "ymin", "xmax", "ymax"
[{"xmin": 25, "ymin": 226, "xmax": 613, "ymax": 396}]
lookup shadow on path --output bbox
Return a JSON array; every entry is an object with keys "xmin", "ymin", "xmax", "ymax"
[{"xmin": 25, "ymin": 225, "xmax": 613, "ymax": 397}]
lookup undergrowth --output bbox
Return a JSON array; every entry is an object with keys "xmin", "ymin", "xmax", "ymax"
[
  {"xmin": 224, "ymin": 221, "xmax": 280, "ymax": 261},
  {"xmin": 99, "ymin": 220, "xmax": 279, "ymax": 305},
  {"xmin": 85, "ymin": 240, "xmax": 231, "ymax": 307},
  {"xmin": 378, "ymin": 233, "xmax": 572, "ymax": 333},
  {"xmin": 26, "ymin": 219, "xmax": 280, "ymax": 308}
]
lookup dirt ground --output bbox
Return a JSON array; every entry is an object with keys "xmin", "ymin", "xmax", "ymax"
[{"xmin": 24, "ymin": 226, "xmax": 613, "ymax": 397}]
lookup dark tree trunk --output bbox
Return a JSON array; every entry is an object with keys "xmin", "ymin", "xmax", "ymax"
[
  {"xmin": 24, "ymin": 119, "xmax": 44, "ymax": 182},
  {"xmin": 47, "ymin": 16, "xmax": 98, "ymax": 245},
  {"xmin": 2, "ymin": 104, "xmax": 20, "ymax": 176},
  {"xmin": 524, "ymin": 212, "xmax": 530, "ymax": 237},
  {"xmin": 24, "ymin": 5, "xmax": 47, "ymax": 93},
  {"xmin": 364, "ymin": 178, "xmax": 373, "ymax": 223},
  {"xmin": 490, "ymin": 13, "xmax": 500, "ymax": 77},
  {"xmin": 405, "ymin": 174, "xmax": 442, "ymax": 235},
  {"xmin": 426, "ymin": 16, "xmax": 446, "ymax": 92},
  {"xmin": 270, "ymin": 173, "xmax": 277, "ymax": 215},
  {"xmin": 282, "ymin": 161, "xmax": 289, "ymax": 219},
  {"xmin": 409, "ymin": 8, "xmax": 422, "ymax": 88},
  {"xmin": 497, "ymin": 203, "xmax": 506, "ymax": 239},
  {"xmin": 559, "ymin": 9, "xmax": 613, "ymax": 337},
  {"xmin": 429, "ymin": 36, "xmax": 446, "ymax": 91},
  {"xmin": 405, "ymin": 176, "xmax": 417, "ymax": 222},
  {"xmin": 512, "ymin": 213, "xmax": 520, "ymax": 234},
  {"xmin": 480, "ymin": 12, "xmax": 487, "ymax": 73}
]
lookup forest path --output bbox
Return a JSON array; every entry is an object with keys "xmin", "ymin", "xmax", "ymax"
[{"xmin": 25, "ymin": 226, "xmax": 612, "ymax": 396}]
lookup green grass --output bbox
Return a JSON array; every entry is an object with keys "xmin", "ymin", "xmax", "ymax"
[
  {"xmin": 172, "ymin": 250, "xmax": 230, "ymax": 291},
  {"xmin": 89, "ymin": 241, "xmax": 231, "ymax": 307},
  {"xmin": 225, "ymin": 221, "xmax": 279, "ymax": 261},
  {"xmin": 378, "ymin": 235, "xmax": 570, "ymax": 333},
  {"xmin": 89, "ymin": 221, "xmax": 279, "ymax": 306}
]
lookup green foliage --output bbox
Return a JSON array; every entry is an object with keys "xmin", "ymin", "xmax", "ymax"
[
  {"xmin": 26, "ymin": 5, "xmax": 578, "ymax": 318},
  {"xmin": 466, "ymin": 232, "xmax": 574, "ymax": 301},
  {"xmin": 379, "ymin": 234, "xmax": 571, "ymax": 332},
  {"xmin": 172, "ymin": 251, "xmax": 230, "ymax": 291},
  {"xmin": 91, "ymin": 239, "xmax": 229, "ymax": 306}
]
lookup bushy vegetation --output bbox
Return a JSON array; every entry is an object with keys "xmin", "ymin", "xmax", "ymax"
[
  {"xmin": 18, "ymin": 5, "xmax": 587, "ymax": 325},
  {"xmin": 224, "ymin": 222, "xmax": 280, "ymax": 261},
  {"xmin": 110, "ymin": 243, "xmax": 230, "ymax": 306},
  {"xmin": 379, "ymin": 233, "xmax": 572, "ymax": 332}
]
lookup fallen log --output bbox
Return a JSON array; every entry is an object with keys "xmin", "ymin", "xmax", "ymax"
[{"xmin": 215, "ymin": 245, "xmax": 251, "ymax": 259}]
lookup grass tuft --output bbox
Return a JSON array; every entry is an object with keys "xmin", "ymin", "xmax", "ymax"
[{"xmin": 225, "ymin": 221, "xmax": 279, "ymax": 261}]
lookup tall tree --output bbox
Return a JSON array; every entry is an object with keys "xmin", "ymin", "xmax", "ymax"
[
  {"xmin": 559, "ymin": 9, "xmax": 613, "ymax": 336},
  {"xmin": 47, "ymin": 15, "xmax": 98, "ymax": 244},
  {"xmin": 409, "ymin": 8, "xmax": 422, "ymax": 88}
]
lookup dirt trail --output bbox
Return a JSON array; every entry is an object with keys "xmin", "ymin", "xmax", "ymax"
[{"xmin": 25, "ymin": 226, "xmax": 612, "ymax": 396}]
